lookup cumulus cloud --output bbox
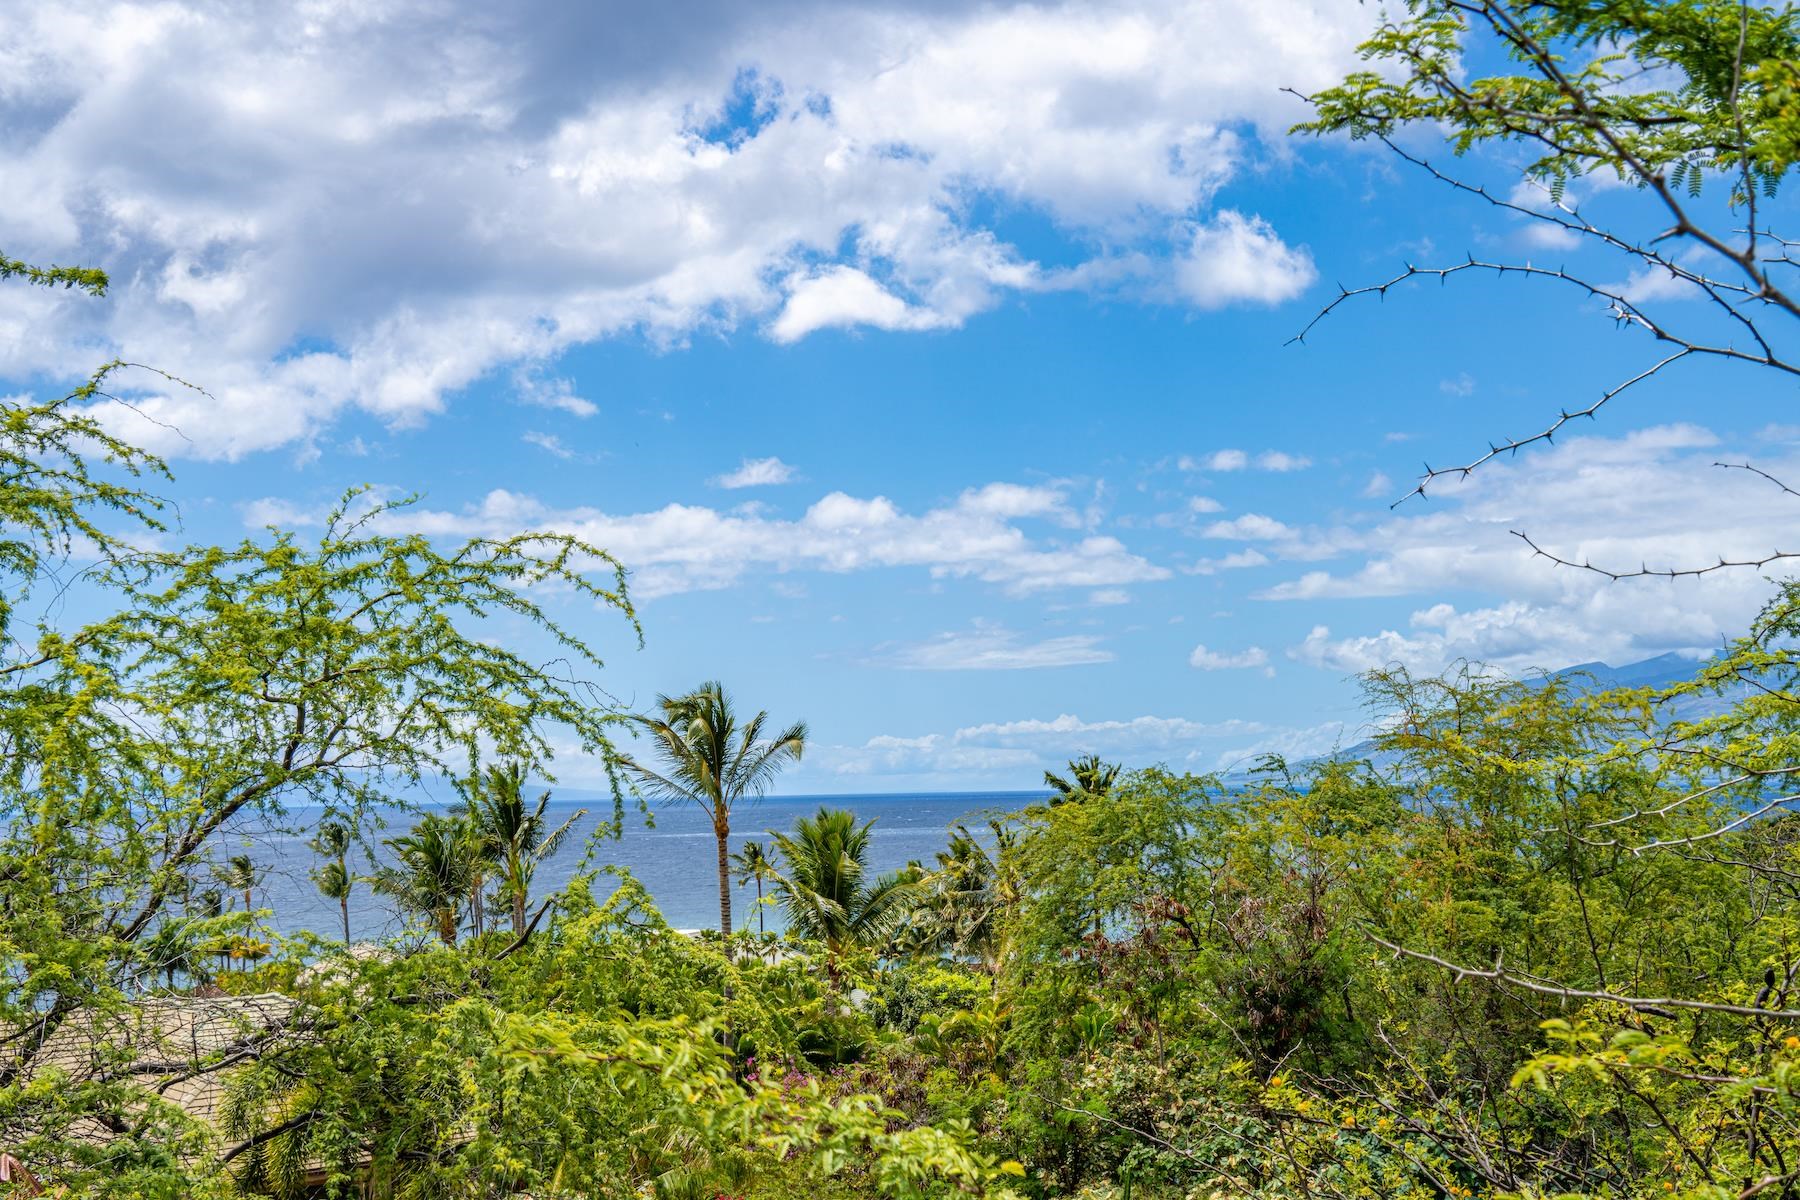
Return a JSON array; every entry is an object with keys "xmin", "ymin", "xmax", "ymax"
[
  {"xmin": 1188, "ymin": 643, "xmax": 1270, "ymax": 670},
  {"xmin": 879, "ymin": 624, "xmax": 1113, "ymax": 670},
  {"xmin": 1199, "ymin": 449, "xmax": 1250, "ymax": 472},
  {"xmin": 817, "ymin": 709, "xmax": 1350, "ymax": 781},
  {"xmin": 1182, "ymin": 449, "xmax": 1310, "ymax": 473},
  {"xmin": 0, "ymin": 0, "xmax": 1371, "ymax": 458},
  {"xmin": 1203, "ymin": 513, "xmax": 1295, "ymax": 540},
  {"xmin": 769, "ymin": 266, "xmax": 954, "ymax": 342},
  {"xmin": 1174, "ymin": 211, "xmax": 1317, "ymax": 308},
  {"xmin": 1187, "ymin": 548, "xmax": 1271, "ymax": 574},
  {"xmin": 1269, "ymin": 424, "xmax": 1797, "ymax": 673},
  {"xmin": 712, "ymin": 456, "xmax": 798, "ymax": 488},
  {"xmin": 250, "ymin": 478, "xmax": 1172, "ymax": 599}
]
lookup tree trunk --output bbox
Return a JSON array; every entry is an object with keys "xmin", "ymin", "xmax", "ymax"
[
  {"xmin": 756, "ymin": 878, "xmax": 764, "ymax": 936},
  {"xmin": 715, "ymin": 826, "xmax": 732, "ymax": 937},
  {"xmin": 512, "ymin": 887, "xmax": 527, "ymax": 940},
  {"xmin": 340, "ymin": 891, "xmax": 350, "ymax": 946},
  {"xmin": 436, "ymin": 909, "xmax": 457, "ymax": 947}
]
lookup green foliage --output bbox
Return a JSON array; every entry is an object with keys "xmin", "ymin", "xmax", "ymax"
[
  {"xmin": 770, "ymin": 807, "xmax": 918, "ymax": 961},
  {"xmin": 1043, "ymin": 755, "xmax": 1120, "ymax": 804},
  {"xmin": 0, "ymin": 252, "xmax": 109, "ymax": 295},
  {"xmin": 1298, "ymin": 0, "xmax": 1800, "ymax": 203},
  {"xmin": 471, "ymin": 761, "xmax": 585, "ymax": 937}
]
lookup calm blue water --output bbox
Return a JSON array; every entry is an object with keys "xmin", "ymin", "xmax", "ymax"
[{"xmin": 221, "ymin": 791, "xmax": 1040, "ymax": 942}]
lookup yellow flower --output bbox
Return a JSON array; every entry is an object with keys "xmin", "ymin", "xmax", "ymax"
[{"xmin": 1785, "ymin": 1035, "xmax": 1799, "ymax": 1050}]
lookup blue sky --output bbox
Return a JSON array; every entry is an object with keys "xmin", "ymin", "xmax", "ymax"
[{"xmin": 4, "ymin": 0, "xmax": 1797, "ymax": 792}]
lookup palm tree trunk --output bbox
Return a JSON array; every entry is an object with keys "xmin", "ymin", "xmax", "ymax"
[
  {"xmin": 340, "ymin": 892, "xmax": 350, "ymax": 946},
  {"xmin": 715, "ymin": 828, "xmax": 732, "ymax": 937},
  {"xmin": 436, "ymin": 909, "xmax": 458, "ymax": 947},
  {"xmin": 512, "ymin": 887, "xmax": 526, "ymax": 940},
  {"xmin": 756, "ymin": 878, "xmax": 764, "ymax": 936}
]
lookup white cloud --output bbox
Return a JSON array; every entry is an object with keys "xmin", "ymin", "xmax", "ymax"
[
  {"xmin": 1188, "ymin": 495, "xmax": 1224, "ymax": 513},
  {"xmin": 1203, "ymin": 513, "xmax": 1295, "ymax": 540},
  {"xmin": 1174, "ymin": 210, "xmax": 1317, "ymax": 308},
  {"xmin": 515, "ymin": 371, "xmax": 598, "ymax": 418},
  {"xmin": 1183, "ymin": 449, "xmax": 1308, "ymax": 474},
  {"xmin": 522, "ymin": 430, "xmax": 575, "ymax": 459},
  {"xmin": 712, "ymin": 456, "xmax": 798, "ymax": 488},
  {"xmin": 1189, "ymin": 643, "xmax": 1270, "ymax": 670},
  {"xmin": 251, "ymin": 477, "xmax": 1171, "ymax": 599},
  {"xmin": 817, "ymin": 709, "xmax": 1351, "ymax": 781},
  {"xmin": 1361, "ymin": 470, "xmax": 1392, "ymax": 499},
  {"xmin": 954, "ymin": 712, "xmax": 1265, "ymax": 747},
  {"xmin": 769, "ymin": 266, "xmax": 955, "ymax": 342},
  {"xmin": 1089, "ymin": 588, "xmax": 1132, "ymax": 605},
  {"xmin": 1270, "ymin": 424, "xmax": 1795, "ymax": 672},
  {"xmin": 1255, "ymin": 450, "xmax": 1311, "ymax": 472},
  {"xmin": 880, "ymin": 624, "xmax": 1113, "ymax": 670},
  {"xmin": 0, "ymin": 0, "xmax": 1373, "ymax": 458},
  {"xmin": 1439, "ymin": 373, "xmax": 1475, "ymax": 397},
  {"xmin": 1187, "ymin": 548, "xmax": 1271, "ymax": 574}
]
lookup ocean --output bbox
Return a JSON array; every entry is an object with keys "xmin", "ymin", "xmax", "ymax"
[{"xmin": 227, "ymin": 790, "xmax": 1042, "ymax": 942}]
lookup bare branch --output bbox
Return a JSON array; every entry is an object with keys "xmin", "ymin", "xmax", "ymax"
[{"xmin": 1365, "ymin": 928, "xmax": 1800, "ymax": 1020}]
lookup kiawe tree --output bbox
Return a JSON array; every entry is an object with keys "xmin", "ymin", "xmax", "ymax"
[
  {"xmin": 0, "ymin": 250, "xmax": 642, "ymax": 1193},
  {"xmin": 619, "ymin": 682, "xmax": 806, "ymax": 937},
  {"xmin": 1295, "ymin": 0, "xmax": 1800, "ymax": 562}
]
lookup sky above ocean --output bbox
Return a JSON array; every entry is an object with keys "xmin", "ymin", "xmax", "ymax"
[{"xmin": 2, "ymin": 1, "xmax": 1794, "ymax": 793}]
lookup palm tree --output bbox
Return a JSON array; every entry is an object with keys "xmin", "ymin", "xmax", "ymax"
[
  {"xmin": 221, "ymin": 854, "xmax": 259, "ymax": 915},
  {"xmin": 311, "ymin": 821, "xmax": 354, "ymax": 944},
  {"xmin": 196, "ymin": 888, "xmax": 228, "ymax": 976},
  {"xmin": 731, "ymin": 840, "xmax": 779, "ymax": 936},
  {"xmin": 770, "ymin": 807, "xmax": 917, "ymax": 965},
  {"xmin": 142, "ymin": 917, "xmax": 205, "ymax": 991},
  {"xmin": 472, "ymin": 762, "xmax": 586, "ymax": 938},
  {"xmin": 377, "ymin": 814, "xmax": 476, "ymax": 946},
  {"xmin": 216, "ymin": 855, "xmax": 260, "ymax": 969},
  {"xmin": 1043, "ymin": 755, "xmax": 1120, "ymax": 804},
  {"xmin": 619, "ymin": 682, "xmax": 806, "ymax": 936},
  {"xmin": 910, "ymin": 820, "xmax": 1019, "ymax": 972}
]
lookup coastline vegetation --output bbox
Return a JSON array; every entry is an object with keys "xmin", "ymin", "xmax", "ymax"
[{"xmin": 6, "ymin": 1, "xmax": 1800, "ymax": 1196}]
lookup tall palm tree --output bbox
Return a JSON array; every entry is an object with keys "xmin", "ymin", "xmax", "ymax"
[
  {"xmin": 221, "ymin": 854, "xmax": 259, "ymax": 915},
  {"xmin": 311, "ymin": 821, "xmax": 354, "ymax": 944},
  {"xmin": 770, "ymin": 807, "xmax": 917, "ymax": 965},
  {"xmin": 731, "ymin": 840, "xmax": 779, "ymax": 936},
  {"xmin": 377, "ymin": 814, "xmax": 476, "ymax": 946},
  {"xmin": 472, "ymin": 762, "xmax": 586, "ymax": 938},
  {"xmin": 619, "ymin": 682, "xmax": 806, "ymax": 936},
  {"xmin": 1043, "ymin": 755, "xmax": 1120, "ymax": 804},
  {"xmin": 217, "ymin": 855, "xmax": 260, "ymax": 969}
]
